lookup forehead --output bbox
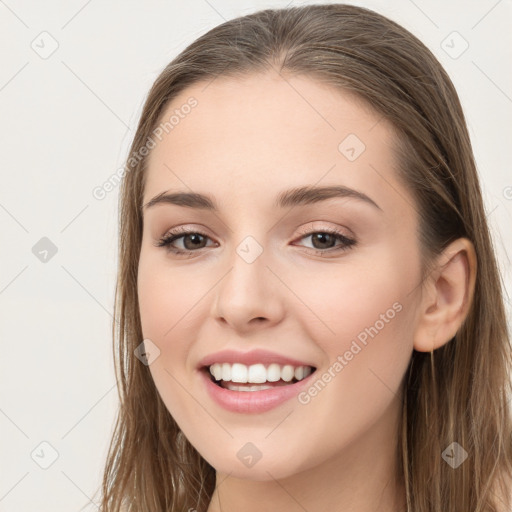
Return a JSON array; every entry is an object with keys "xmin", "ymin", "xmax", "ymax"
[{"xmin": 143, "ymin": 72, "xmax": 409, "ymax": 217}]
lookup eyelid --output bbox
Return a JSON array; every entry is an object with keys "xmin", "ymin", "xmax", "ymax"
[{"xmin": 294, "ymin": 221, "xmax": 354, "ymax": 239}]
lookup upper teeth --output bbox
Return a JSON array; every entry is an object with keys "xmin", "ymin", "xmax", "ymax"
[{"xmin": 209, "ymin": 363, "xmax": 313, "ymax": 383}]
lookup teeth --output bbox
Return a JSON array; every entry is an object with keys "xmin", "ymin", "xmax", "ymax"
[
  {"xmin": 221, "ymin": 363, "xmax": 231, "ymax": 381},
  {"xmin": 267, "ymin": 363, "xmax": 281, "ymax": 382},
  {"xmin": 209, "ymin": 362, "xmax": 313, "ymax": 384}
]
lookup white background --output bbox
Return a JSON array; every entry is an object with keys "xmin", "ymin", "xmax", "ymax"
[{"xmin": 0, "ymin": 1, "xmax": 511, "ymax": 510}]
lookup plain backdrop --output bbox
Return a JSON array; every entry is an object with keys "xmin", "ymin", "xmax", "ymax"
[{"xmin": 0, "ymin": 1, "xmax": 511, "ymax": 510}]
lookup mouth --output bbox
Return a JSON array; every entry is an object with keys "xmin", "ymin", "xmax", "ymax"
[{"xmin": 201, "ymin": 363, "xmax": 317, "ymax": 392}]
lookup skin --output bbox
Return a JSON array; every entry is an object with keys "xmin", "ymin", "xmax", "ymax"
[{"xmin": 137, "ymin": 71, "xmax": 476, "ymax": 512}]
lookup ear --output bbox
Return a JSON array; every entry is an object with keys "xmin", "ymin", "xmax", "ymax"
[{"xmin": 413, "ymin": 237, "xmax": 477, "ymax": 352}]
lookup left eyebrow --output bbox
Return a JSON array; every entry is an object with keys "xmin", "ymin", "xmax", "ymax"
[
  {"xmin": 275, "ymin": 185, "xmax": 382, "ymax": 211},
  {"xmin": 142, "ymin": 185, "xmax": 382, "ymax": 212}
]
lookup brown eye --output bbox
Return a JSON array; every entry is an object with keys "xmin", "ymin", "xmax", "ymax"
[
  {"xmin": 294, "ymin": 229, "xmax": 356, "ymax": 254},
  {"xmin": 179, "ymin": 233, "xmax": 208, "ymax": 251},
  {"xmin": 155, "ymin": 229, "xmax": 216, "ymax": 255},
  {"xmin": 308, "ymin": 232, "xmax": 339, "ymax": 250}
]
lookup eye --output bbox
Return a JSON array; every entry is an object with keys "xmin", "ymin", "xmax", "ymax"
[
  {"xmin": 154, "ymin": 226, "xmax": 357, "ymax": 257},
  {"xmin": 155, "ymin": 227, "xmax": 216, "ymax": 256},
  {"xmin": 292, "ymin": 227, "xmax": 356, "ymax": 255}
]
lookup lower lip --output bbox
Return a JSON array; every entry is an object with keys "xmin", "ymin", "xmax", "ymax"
[{"xmin": 199, "ymin": 368, "xmax": 316, "ymax": 414}]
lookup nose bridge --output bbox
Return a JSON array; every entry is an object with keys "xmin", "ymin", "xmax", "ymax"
[
  {"xmin": 224, "ymin": 212, "xmax": 271, "ymax": 276},
  {"xmin": 224, "ymin": 232, "xmax": 270, "ymax": 302},
  {"xmin": 212, "ymin": 229, "xmax": 283, "ymax": 327}
]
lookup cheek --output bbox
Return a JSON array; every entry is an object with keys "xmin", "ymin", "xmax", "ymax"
[
  {"xmin": 287, "ymin": 247, "xmax": 418, "ymax": 348},
  {"xmin": 137, "ymin": 250, "xmax": 209, "ymax": 343},
  {"xmin": 137, "ymin": 248, "xmax": 220, "ymax": 389},
  {"xmin": 286, "ymin": 272, "xmax": 416, "ymax": 470},
  {"xmin": 288, "ymin": 246, "xmax": 418, "ymax": 410},
  {"xmin": 137, "ymin": 253, "xmax": 205, "ymax": 428}
]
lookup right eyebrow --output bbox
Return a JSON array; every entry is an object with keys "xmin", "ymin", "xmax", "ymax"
[{"xmin": 143, "ymin": 191, "xmax": 217, "ymax": 211}]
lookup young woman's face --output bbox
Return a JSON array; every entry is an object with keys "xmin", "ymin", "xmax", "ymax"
[{"xmin": 138, "ymin": 72, "xmax": 423, "ymax": 480}]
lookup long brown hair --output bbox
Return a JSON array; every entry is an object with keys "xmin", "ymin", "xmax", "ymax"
[{"xmin": 97, "ymin": 4, "xmax": 512, "ymax": 511}]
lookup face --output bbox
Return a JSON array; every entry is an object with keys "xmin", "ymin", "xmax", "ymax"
[{"xmin": 137, "ymin": 72, "xmax": 423, "ymax": 481}]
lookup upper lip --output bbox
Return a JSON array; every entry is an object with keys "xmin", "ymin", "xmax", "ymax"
[{"xmin": 197, "ymin": 349, "xmax": 316, "ymax": 369}]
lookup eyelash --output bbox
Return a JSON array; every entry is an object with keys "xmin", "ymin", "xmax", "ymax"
[{"xmin": 155, "ymin": 225, "xmax": 357, "ymax": 257}]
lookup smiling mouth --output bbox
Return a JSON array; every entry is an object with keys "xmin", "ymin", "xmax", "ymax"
[{"xmin": 201, "ymin": 365, "xmax": 317, "ymax": 391}]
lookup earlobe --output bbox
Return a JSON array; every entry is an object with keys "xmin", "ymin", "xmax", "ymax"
[{"xmin": 413, "ymin": 238, "xmax": 477, "ymax": 353}]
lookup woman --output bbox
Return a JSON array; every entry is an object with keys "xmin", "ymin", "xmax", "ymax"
[{"xmin": 98, "ymin": 4, "xmax": 512, "ymax": 511}]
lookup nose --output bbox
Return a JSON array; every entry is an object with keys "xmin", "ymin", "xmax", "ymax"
[{"xmin": 211, "ymin": 238, "xmax": 285, "ymax": 333}]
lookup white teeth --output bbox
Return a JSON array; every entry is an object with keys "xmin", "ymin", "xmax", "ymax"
[
  {"xmin": 209, "ymin": 362, "xmax": 314, "ymax": 383},
  {"xmin": 231, "ymin": 363, "xmax": 248, "ymax": 383},
  {"xmin": 221, "ymin": 363, "xmax": 231, "ymax": 381},
  {"xmin": 281, "ymin": 365, "xmax": 295, "ymax": 382},
  {"xmin": 267, "ymin": 363, "xmax": 281, "ymax": 382},
  {"xmin": 212, "ymin": 364, "xmax": 223, "ymax": 381},
  {"xmin": 248, "ymin": 364, "xmax": 267, "ymax": 383}
]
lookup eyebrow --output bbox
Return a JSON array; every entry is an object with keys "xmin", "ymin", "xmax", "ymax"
[{"xmin": 142, "ymin": 185, "xmax": 382, "ymax": 212}]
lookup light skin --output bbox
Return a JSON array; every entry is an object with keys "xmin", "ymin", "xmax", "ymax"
[{"xmin": 137, "ymin": 71, "xmax": 476, "ymax": 512}]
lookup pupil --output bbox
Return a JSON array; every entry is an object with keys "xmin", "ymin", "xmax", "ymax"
[
  {"xmin": 313, "ymin": 233, "xmax": 334, "ymax": 249},
  {"xmin": 185, "ymin": 234, "xmax": 205, "ymax": 250}
]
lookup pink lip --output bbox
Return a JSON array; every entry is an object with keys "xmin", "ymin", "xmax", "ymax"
[
  {"xmin": 197, "ymin": 348, "xmax": 315, "ymax": 369},
  {"xmin": 199, "ymin": 367, "xmax": 316, "ymax": 414}
]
